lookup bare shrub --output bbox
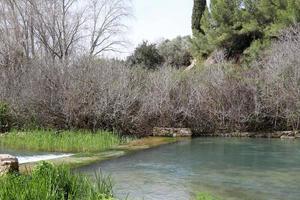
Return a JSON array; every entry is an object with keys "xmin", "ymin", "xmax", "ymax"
[
  {"xmin": 257, "ymin": 24, "xmax": 300, "ymax": 130},
  {"xmin": 1, "ymin": 24, "xmax": 300, "ymax": 135}
]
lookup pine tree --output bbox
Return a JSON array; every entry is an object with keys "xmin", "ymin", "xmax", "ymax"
[
  {"xmin": 192, "ymin": 0, "xmax": 207, "ymax": 34},
  {"xmin": 191, "ymin": 0, "xmax": 300, "ymax": 62}
]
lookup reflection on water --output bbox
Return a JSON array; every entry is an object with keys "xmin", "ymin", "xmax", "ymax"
[{"xmin": 79, "ymin": 138, "xmax": 300, "ymax": 200}]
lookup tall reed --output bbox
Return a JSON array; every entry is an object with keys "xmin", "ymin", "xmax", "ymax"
[
  {"xmin": 0, "ymin": 130, "xmax": 126, "ymax": 153},
  {"xmin": 0, "ymin": 162, "xmax": 115, "ymax": 200}
]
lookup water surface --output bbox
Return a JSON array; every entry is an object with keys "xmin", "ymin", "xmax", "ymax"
[{"xmin": 79, "ymin": 138, "xmax": 300, "ymax": 200}]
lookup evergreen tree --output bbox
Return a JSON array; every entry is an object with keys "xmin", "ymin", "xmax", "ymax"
[
  {"xmin": 192, "ymin": 0, "xmax": 207, "ymax": 34},
  {"xmin": 127, "ymin": 41, "xmax": 164, "ymax": 70},
  {"xmin": 192, "ymin": 0, "xmax": 300, "ymax": 62}
]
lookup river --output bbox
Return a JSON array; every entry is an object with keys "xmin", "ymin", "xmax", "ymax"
[{"xmin": 78, "ymin": 138, "xmax": 300, "ymax": 200}]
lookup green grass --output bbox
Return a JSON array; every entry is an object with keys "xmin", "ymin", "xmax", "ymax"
[
  {"xmin": 0, "ymin": 162, "xmax": 115, "ymax": 200},
  {"xmin": 0, "ymin": 129, "xmax": 128, "ymax": 153}
]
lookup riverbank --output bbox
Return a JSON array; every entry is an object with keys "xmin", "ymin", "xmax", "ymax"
[
  {"xmin": 16, "ymin": 137, "xmax": 178, "ymax": 172},
  {"xmin": 0, "ymin": 131, "xmax": 181, "ymax": 200},
  {"xmin": 0, "ymin": 130, "xmax": 178, "ymax": 172}
]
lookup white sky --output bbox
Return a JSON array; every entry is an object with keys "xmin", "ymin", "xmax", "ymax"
[{"xmin": 124, "ymin": 0, "xmax": 192, "ymax": 54}]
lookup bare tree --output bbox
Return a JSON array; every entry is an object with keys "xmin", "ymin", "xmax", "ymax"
[
  {"xmin": 88, "ymin": 0, "xmax": 130, "ymax": 56},
  {"xmin": 27, "ymin": 0, "xmax": 86, "ymax": 61},
  {"xmin": 0, "ymin": 0, "xmax": 25, "ymax": 65},
  {"xmin": 0, "ymin": 0, "xmax": 130, "ymax": 63}
]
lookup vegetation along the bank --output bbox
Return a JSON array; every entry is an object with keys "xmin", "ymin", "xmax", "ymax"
[
  {"xmin": 1, "ymin": 1, "xmax": 300, "ymax": 136},
  {"xmin": 0, "ymin": 130, "xmax": 126, "ymax": 153},
  {"xmin": 0, "ymin": 161, "xmax": 217, "ymax": 200},
  {"xmin": 0, "ymin": 162, "xmax": 115, "ymax": 200}
]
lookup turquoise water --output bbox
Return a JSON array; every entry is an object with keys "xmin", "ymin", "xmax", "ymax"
[{"xmin": 79, "ymin": 138, "xmax": 300, "ymax": 200}]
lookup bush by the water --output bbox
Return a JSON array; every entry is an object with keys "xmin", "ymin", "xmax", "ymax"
[
  {"xmin": 0, "ymin": 162, "xmax": 114, "ymax": 200},
  {"xmin": 0, "ymin": 130, "xmax": 125, "ymax": 153}
]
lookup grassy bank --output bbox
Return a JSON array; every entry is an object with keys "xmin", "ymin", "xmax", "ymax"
[
  {"xmin": 0, "ymin": 130, "xmax": 127, "ymax": 153},
  {"xmin": 19, "ymin": 136, "xmax": 178, "ymax": 170},
  {"xmin": 0, "ymin": 129, "xmax": 178, "ymax": 170},
  {"xmin": 0, "ymin": 162, "xmax": 114, "ymax": 200}
]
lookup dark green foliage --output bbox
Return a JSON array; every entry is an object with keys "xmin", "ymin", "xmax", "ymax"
[
  {"xmin": 192, "ymin": 0, "xmax": 207, "ymax": 34},
  {"xmin": 192, "ymin": 0, "xmax": 300, "ymax": 61},
  {"xmin": 128, "ymin": 37, "xmax": 192, "ymax": 69},
  {"xmin": 0, "ymin": 162, "xmax": 114, "ymax": 200},
  {"xmin": 127, "ymin": 41, "xmax": 164, "ymax": 70},
  {"xmin": 158, "ymin": 36, "xmax": 192, "ymax": 68},
  {"xmin": 0, "ymin": 102, "xmax": 11, "ymax": 133}
]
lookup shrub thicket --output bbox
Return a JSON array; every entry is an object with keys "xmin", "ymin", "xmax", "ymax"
[{"xmin": 1, "ymin": 25, "xmax": 300, "ymax": 135}]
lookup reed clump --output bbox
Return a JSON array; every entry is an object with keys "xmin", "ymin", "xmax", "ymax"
[
  {"xmin": 0, "ymin": 130, "xmax": 126, "ymax": 153},
  {"xmin": 0, "ymin": 162, "xmax": 115, "ymax": 200}
]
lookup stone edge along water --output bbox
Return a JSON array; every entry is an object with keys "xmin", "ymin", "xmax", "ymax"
[
  {"xmin": 153, "ymin": 127, "xmax": 192, "ymax": 137},
  {"xmin": 199, "ymin": 131, "xmax": 300, "ymax": 139},
  {"xmin": 153, "ymin": 127, "xmax": 300, "ymax": 139},
  {"xmin": 0, "ymin": 154, "xmax": 19, "ymax": 175}
]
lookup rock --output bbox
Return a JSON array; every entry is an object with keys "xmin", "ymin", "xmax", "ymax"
[
  {"xmin": 153, "ymin": 127, "xmax": 192, "ymax": 137},
  {"xmin": 295, "ymin": 134, "xmax": 300, "ymax": 139},
  {"xmin": 280, "ymin": 135, "xmax": 296, "ymax": 140},
  {"xmin": 233, "ymin": 132, "xmax": 253, "ymax": 137},
  {"xmin": 239, "ymin": 132, "xmax": 250, "ymax": 137},
  {"xmin": 184, "ymin": 59, "xmax": 196, "ymax": 71},
  {"xmin": 0, "ymin": 154, "xmax": 19, "ymax": 176},
  {"xmin": 254, "ymin": 133, "xmax": 264, "ymax": 138},
  {"xmin": 280, "ymin": 131, "xmax": 294, "ymax": 136},
  {"xmin": 287, "ymin": 132, "xmax": 295, "ymax": 137},
  {"xmin": 272, "ymin": 132, "xmax": 284, "ymax": 138}
]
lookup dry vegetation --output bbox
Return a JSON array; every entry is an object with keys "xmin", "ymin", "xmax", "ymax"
[
  {"xmin": 0, "ymin": 0, "xmax": 299, "ymax": 136},
  {"xmin": 1, "ymin": 25, "xmax": 300, "ymax": 135}
]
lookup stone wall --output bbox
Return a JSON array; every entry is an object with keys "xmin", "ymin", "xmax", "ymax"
[
  {"xmin": 152, "ymin": 128, "xmax": 299, "ymax": 139},
  {"xmin": 153, "ymin": 127, "xmax": 192, "ymax": 137},
  {"xmin": 198, "ymin": 131, "xmax": 299, "ymax": 139}
]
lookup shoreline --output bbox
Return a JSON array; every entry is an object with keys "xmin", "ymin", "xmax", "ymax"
[
  {"xmin": 194, "ymin": 131, "xmax": 300, "ymax": 139},
  {"xmin": 19, "ymin": 137, "xmax": 180, "ymax": 172},
  {"xmin": 14, "ymin": 130, "xmax": 300, "ymax": 172}
]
